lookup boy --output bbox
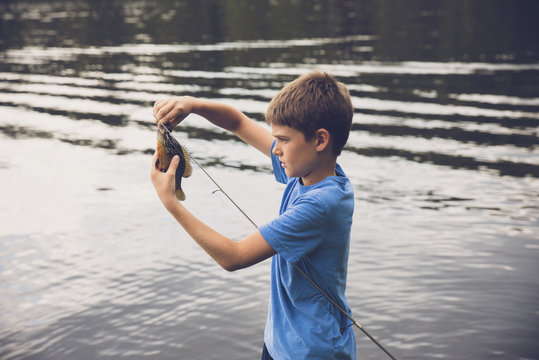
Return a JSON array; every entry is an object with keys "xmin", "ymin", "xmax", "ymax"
[{"xmin": 151, "ymin": 71, "xmax": 356, "ymax": 359}]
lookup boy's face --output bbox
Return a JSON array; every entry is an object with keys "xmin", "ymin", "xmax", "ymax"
[{"xmin": 271, "ymin": 124, "xmax": 319, "ymax": 180}]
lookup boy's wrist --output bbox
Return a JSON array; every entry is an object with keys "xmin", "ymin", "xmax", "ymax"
[
  {"xmin": 185, "ymin": 96, "xmax": 202, "ymax": 115},
  {"xmin": 161, "ymin": 192, "xmax": 178, "ymax": 209}
]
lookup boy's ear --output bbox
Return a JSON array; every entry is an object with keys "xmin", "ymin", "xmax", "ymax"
[{"xmin": 315, "ymin": 129, "xmax": 331, "ymax": 152}]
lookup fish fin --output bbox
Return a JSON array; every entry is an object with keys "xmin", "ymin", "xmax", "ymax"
[
  {"xmin": 182, "ymin": 147, "xmax": 193, "ymax": 177},
  {"xmin": 175, "ymin": 188, "xmax": 186, "ymax": 201}
]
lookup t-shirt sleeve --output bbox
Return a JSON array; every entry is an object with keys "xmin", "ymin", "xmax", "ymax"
[
  {"xmin": 270, "ymin": 140, "xmax": 288, "ymax": 184},
  {"xmin": 259, "ymin": 193, "xmax": 329, "ymax": 264}
]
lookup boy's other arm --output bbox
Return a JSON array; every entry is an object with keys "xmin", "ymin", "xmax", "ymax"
[
  {"xmin": 151, "ymin": 152, "xmax": 276, "ymax": 271},
  {"xmin": 154, "ymin": 96, "xmax": 274, "ymax": 157}
]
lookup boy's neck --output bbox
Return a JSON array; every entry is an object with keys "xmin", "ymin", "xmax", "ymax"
[{"xmin": 301, "ymin": 157, "xmax": 337, "ymax": 186}]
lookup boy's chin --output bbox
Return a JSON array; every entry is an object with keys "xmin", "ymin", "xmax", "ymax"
[
  {"xmin": 285, "ymin": 169, "xmax": 302, "ymax": 179},
  {"xmin": 283, "ymin": 168, "xmax": 295, "ymax": 177}
]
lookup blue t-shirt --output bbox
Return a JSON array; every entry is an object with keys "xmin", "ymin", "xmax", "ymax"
[{"xmin": 259, "ymin": 142, "xmax": 356, "ymax": 360}]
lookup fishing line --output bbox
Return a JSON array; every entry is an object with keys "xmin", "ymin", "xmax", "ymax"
[{"xmin": 155, "ymin": 120, "xmax": 398, "ymax": 360}]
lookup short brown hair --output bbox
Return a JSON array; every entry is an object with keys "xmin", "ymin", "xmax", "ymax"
[{"xmin": 265, "ymin": 71, "xmax": 353, "ymax": 156}]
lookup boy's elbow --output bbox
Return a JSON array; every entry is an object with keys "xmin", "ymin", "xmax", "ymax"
[
  {"xmin": 219, "ymin": 235, "xmax": 274, "ymax": 272},
  {"xmin": 220, "ymin": 259, "xmax": 245, "ymax": 272},
  {"xmin": 222, "ymin": 263, "xmax": 239, "ymax": 272},
  {"xmin": 215, "ymin": 237, "xmax": 265, "ymax": 272},
  {"xmin": 216, "ymin": 244, "xmax": 246, "ymax": 272}
]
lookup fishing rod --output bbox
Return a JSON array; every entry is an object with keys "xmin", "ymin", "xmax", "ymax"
[{"xmin": 155, "ymin": 119, "xmax": 398, "ymax": 360}]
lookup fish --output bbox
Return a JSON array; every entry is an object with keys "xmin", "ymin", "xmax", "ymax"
[{"xmin": 156, "ymin": 123, "xmax": 192, "ymax": 201}]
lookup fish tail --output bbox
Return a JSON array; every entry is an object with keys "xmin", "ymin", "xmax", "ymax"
[{"xmin": 175, "ymin": 188, "xmax": 186, "ymax": 201}]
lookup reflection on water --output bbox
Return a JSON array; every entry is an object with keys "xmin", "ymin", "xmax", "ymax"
[{"xmin": 1, "ymin": 1, "xmax": 538, "ymax": 359}]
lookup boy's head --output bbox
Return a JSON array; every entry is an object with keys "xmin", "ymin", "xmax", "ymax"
[{"xmin": 265, "ymin": 71, "xmax": 353, "ymax": 156}]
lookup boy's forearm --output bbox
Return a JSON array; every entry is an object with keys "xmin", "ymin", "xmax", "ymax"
[
  {"xmin": 164, "ymin": 199, "xmax": 240, "ymax": 271},
  {"xmin": 191, "ymin": 98, "xmax": 248, "ymax": 134}
]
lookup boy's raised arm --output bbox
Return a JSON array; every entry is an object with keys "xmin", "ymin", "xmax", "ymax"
[{"xmin": 153, "ymin": 96, "xmax": 274, "ymax": 157}]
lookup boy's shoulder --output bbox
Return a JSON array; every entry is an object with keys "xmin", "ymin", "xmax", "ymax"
[{"xmin": 290, "ymin": 168, "xmax": 353, "ymax": 214}]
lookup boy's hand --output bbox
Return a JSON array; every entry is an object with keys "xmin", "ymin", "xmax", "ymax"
[
  {"xmin": 153, "ymin": 96, "xmax": 197, "ymax": 129},
  {"xmin": 151, "ymin": 151, "xmax": 180, "ymax": 210}
]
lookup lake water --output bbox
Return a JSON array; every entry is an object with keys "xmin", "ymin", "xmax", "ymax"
[{"xmin": 1, "ymin": 1, "xmax": 538, "ymax": 359}]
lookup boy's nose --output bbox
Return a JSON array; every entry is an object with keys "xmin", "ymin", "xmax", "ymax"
[{"xmin": 272, "ymin": 144, "xmax": 281, "ymax": 156}]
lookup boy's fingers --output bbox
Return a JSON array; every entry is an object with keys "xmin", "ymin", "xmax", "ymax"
[
  {"xmin": 158, "ymin": 101, "xmax": 177, "ymax": 125},
  {"xmin": 153, "ymin": 101, "xmax": 163, "ymax": 123},
  {"xmin": 153, "ymin": 98, "xmax": 189, "ymax": 128},
  {"xmin": 167, "ymin": 155, "xmax": 180, "ymax": 174},
  {"xmin": 153, "ymin": 100, "xmax": 172, "ymax": 123}
]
